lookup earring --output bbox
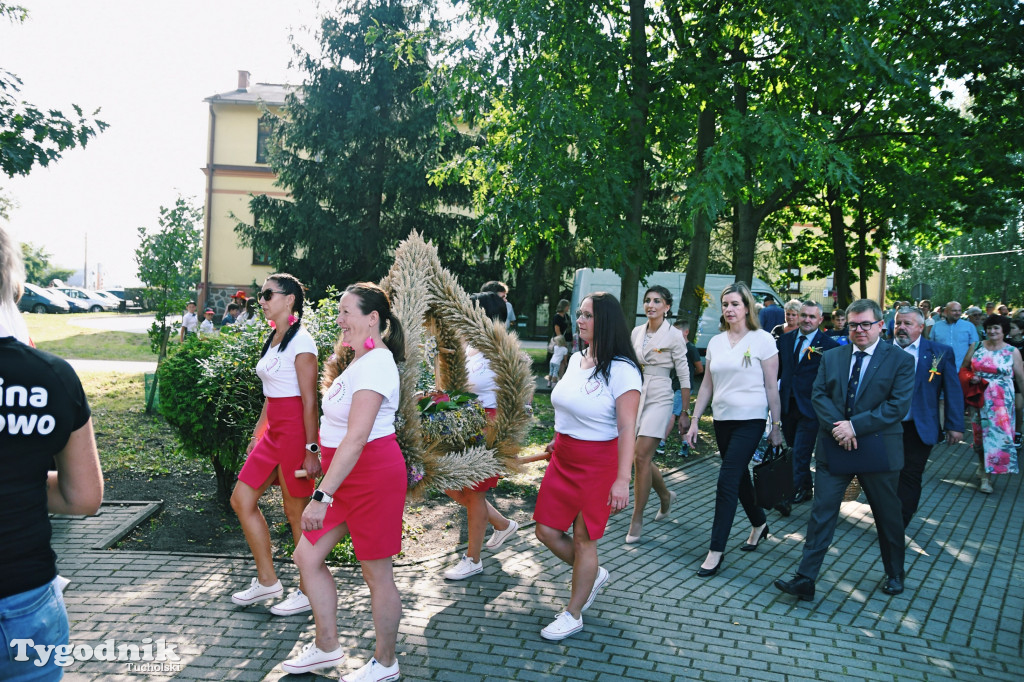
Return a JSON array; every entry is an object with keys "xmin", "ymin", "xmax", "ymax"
[
  {"xmin": 364, "ymin": 336, "xmax": 376, "ymax": 350},
  {"xmin": 288, "ymin": 314, "xmax": 297, "ymax": 326}
]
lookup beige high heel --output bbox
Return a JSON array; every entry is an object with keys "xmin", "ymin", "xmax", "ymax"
[{"xmin": 654, "ymin": 491, "xmax": 677, "ymax": 521}]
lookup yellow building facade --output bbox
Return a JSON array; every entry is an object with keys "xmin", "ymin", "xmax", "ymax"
[{"xmin": 198, "ymin": 71, "xmax": 293, "ymax": 313}]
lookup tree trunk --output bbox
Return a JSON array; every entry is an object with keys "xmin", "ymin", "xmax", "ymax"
[
  {"xmin": 827, "ymin": 185, "xmax": 852, "ymax": 309},
  {"xmin": 734, "ymin": 199, "xmax": 758, "ymax": 286},
  {"xmin": 854, "ymin": 201, "xmax": 869, "ymax": 300},
  {"xmin": 146, "ymin": 325, "xmax": 170, "ymax": 414},
  {"xmin": 679, "ymin": 106, "xmax": 716, "ymax": 332},
  {"xmin": 620, "ymin": 0, "xmax": 649, "ymax": 325},
  {"xmin": 212, "ymin": 457, "xmax": 234, "ymax": 503}
]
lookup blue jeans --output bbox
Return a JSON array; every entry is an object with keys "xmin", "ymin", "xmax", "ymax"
[{"xmin": 0, "ymin": 578, "xmax": 68, "ymax": 681}]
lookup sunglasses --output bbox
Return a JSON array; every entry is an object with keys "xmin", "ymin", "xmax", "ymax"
[
  {"xmin": 259, "ymin": 289, "xmax": 287, "ymax": 301},
  {"xmin": 847, "ymin": 320, "xmax": 881, "ymax": 331}
]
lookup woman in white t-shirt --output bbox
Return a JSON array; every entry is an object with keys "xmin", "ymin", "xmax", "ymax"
[
  {"xmin": 440, "ymin": 292, "xmax": 520, "ymax": 582},
  {"xmin": 230, "ymin": 274, "xmax": 322, "ymax": 616},
  {"xmin": 281, "ymin": 283, "xmax": 407, "ymax": 681},
  {"xmin": 533, "ymin": 292, "xmax": 641, "ymax": 642},
  {"xmin": 685, "ymin": 282, "xmax": 782, "ymax": 577}
]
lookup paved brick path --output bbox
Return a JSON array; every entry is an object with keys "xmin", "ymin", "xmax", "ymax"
[{"xmin": 53, "ymin": 442, "xmax": 1022, "ymax": 680}]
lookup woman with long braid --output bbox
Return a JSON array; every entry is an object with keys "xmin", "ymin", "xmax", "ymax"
[{"xmin": 230, "ymin": 273, "xmax": 322, "ymax": 616}]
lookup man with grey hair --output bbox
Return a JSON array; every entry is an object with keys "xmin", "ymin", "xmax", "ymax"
[
  {"xmin": 892, "ymin": 306, "xmax": 964, "ymax": 528},
  {"xmin": 931, "ymin": 301, "xmax": 979, "ymax": 369},
  {"xmin": 776, "ymin": 300, "xmax": 839, "ymax": 514},
  {"xmin": 776, "ymin": 299, "xmax": 914, "ymax": 601}
]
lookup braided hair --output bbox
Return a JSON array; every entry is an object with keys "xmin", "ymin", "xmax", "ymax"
[{"xmin": 258, "ymin": 273, "xmax": 305, "ymax": 358}]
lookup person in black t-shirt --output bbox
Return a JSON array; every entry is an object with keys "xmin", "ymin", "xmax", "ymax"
[{"xmin": 1, "ymin": 226, "xmax": 103, "ymax": 679}]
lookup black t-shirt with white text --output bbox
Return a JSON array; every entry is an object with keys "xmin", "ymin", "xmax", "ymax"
[{"xmin": 0, "ymin": 337, "xmax": 91, "ymax": 598}]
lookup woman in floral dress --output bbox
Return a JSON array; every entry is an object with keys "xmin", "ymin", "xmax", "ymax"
[{"xmin": 969, "ymin": 315, "xmax": 1024, "ymax": 493}]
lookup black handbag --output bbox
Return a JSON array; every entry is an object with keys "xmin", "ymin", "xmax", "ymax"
[{"xmin": 752, "ymin": 445, "xmax": 794, "ymax": 509}]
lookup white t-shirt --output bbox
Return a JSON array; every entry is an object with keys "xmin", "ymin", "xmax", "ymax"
[
  {"xmin": 182, "ymin": 311, "xmax": 198, "ymax": 333},
  {"xmin": 550, "ymin": 345, "xmax": 569, "ymax": 365},
  {"xmin": 255, "ymin": 326, "xmax": 318, "ymax": 398},
  {"xmin": 551, "ymin": 352, "xmax": 641, "ymax": 441},
  {"xmin": 465, "ymin": 347, "xmax": 497, "ymax": 410},
  {"xmin": 320, "ymin": 348, "xmax": 400, "ymax": 448},
  {"xmin": 706, "ymin": 329, "xmax": 778, "ymax": 421}
]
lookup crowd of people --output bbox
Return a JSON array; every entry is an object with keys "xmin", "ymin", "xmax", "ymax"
[{"xmin": 4, "ymin": 215, "xmax": 1022, "ymax": 679}]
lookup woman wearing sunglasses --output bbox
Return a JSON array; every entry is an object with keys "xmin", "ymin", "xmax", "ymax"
[
  {"xmin": 230, "ymin": 274, "xmax": 323, "ymax": 617},
  {"xmin": 533, "ymin": 292, "xmax": 641, "ymax": 641}
]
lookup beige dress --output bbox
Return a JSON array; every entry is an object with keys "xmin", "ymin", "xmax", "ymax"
[{"xmin": 631, "ymin": 322, "xmax": 690, "ymax": 437}]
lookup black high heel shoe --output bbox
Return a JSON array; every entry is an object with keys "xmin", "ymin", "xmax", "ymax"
[
  {"xmin": 740, "ymin": 525, "xmax": 769, "ymax": 552},
  {"xmin": 697, "ymin": 556, "xmax": 723, "ymax": 577}
]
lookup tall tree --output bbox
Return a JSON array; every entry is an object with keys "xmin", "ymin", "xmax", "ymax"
[{"xmin": 236, "ymin": 0, "xmax": 475, "ymax": 297}]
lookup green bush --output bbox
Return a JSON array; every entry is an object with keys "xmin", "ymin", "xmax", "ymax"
[{"xmin": 157, "ymin": 298, "xmax": 341, "ymax": 499}]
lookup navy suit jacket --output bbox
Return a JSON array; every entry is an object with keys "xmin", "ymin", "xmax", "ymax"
[
  {"xmin": 899, "ymin": 338, "xmax": 965, "ymax": 445},
  {"xmin": 811, "ymin": 341, "xmax": 915, "ymax": 472},
  {"xmin": 778, "ymin": 329, "xmax": 840, "ymax": 419}
]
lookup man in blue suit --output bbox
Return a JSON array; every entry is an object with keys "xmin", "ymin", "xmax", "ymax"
[
  {"xmin": 776, "ymin": 301, "xmax": 839, "ymax": 514},
  {"xmin": 893, "ymin": 306, "xmax": 964, "ymax": 529}
]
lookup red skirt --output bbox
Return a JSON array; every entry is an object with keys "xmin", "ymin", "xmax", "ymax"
[
  {"xmin": 449, "ymin": 407, "xmax": 499, "ymax": 493},
  {"xmin": 238, "ymin": 396, "xmax": 315, "ymax": 498},
  {"xmin": 533, "ymin": 433, "xmax": 618, "ymax": 540},
  {"xmin": 303, "ymin": 434, "xmax": 407, "ymax": 561}
]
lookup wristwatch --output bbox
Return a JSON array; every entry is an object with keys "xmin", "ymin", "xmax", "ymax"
[
  {"xmin": 305, "ymin": 442, "xmax": 320, "ymax": 454},
  {"xmin": 311, "ymin": 489, "xmax": 334, "ymax": 504}
]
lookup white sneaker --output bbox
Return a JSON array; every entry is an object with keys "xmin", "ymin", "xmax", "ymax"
[
  {"xmin": 443, "ymin": 555, "xmax": 483, "ymax": 580},
  {"xmin": 980, "ymin": 476, "xmax": 994, "ymax": 494},
  {"xmin": 281, "ymin": 642, "xmax": 345, "ymax": 674},
  {"xmin": 231, "ymin": 578, "xmax": 283, "ymax": 605},
  {"xmin": 581, "ymin": 566, "xmax": 609, "ymax": 613},
  {"xmin": 484, "ymin": 519, "xmax": 520, "ymax": 550},
  {"xmin": 541, "ymin": 610, "xmax": 583, "ymax": 640},
  {"xmin": 270, "ymin": 589, "xmax": 311, "ymax": 616},
  {"xmin": 342, "ymin": 657, "xmax": 400, "ymax": 682}
]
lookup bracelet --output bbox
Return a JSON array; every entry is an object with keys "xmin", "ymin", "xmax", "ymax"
[{"xmin": 772, "ymin": 421, "xmax": 782, "ymax": 427}]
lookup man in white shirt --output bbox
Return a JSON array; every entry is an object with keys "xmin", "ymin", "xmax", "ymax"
[{"xmin": 775, "ymin": 299, "xmax": 914, "ymax": 602}]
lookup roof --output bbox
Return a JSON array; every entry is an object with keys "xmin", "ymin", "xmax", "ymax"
[{"xmin": 204, "ymin": 82, "xmax": 299, "ymax": 106}]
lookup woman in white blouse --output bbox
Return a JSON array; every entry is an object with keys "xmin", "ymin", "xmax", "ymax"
[
  {"xmin": 282, "ymin": 283, "xmax": 408, "ymax": 681},
  {"xmin": 685, "ymin": 281, "xmax": 782, "ymax": 577},
  {"xmin": 230, "ymin": 274, "xmax": 322, "ymax": 614}
]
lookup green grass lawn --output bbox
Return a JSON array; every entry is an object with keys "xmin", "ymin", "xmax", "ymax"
[{"xmin": 23, "ymin": 313, "xmax": 157, "ymax": 362}]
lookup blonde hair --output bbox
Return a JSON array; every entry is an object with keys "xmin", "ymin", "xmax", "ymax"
[{"xmin": 718, "ymin": 281, "xmax": 760, "ymax": 331}]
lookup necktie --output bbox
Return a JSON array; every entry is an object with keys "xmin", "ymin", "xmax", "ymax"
[
  {"xmin": 794, "ymin": 335, "xmax": 807, "ymax": 363},
  {"xmin": 845, "ymin": 351, "xmax": 868, "ymax": 418}
]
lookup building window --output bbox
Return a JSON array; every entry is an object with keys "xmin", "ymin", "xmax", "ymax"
[
  {"xmin": 256, "ymin": 115, "xmax": 273, "ymax": 164},
  {"xmin": 252, "ymin": 250, "xmax": 271, "ymax": 266}
]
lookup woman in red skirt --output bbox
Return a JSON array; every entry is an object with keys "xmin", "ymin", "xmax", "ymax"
[
  {"xmin": 281, "ymin": 283, "xmax": 407, "ymax": 682},
  {"xmin": 534, "ymin": 292, "xmax": 641, "ymax": 640},
  {"xmin": 230, "ymin": 273, "xmax": 322, "ymax": 615},
  {"xmin": 442, "ymin": 292, "xmax": 520, "ymax": 581}
]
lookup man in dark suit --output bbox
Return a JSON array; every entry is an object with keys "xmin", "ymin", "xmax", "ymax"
[
  {"xmin": 893, "ymin": 306, "xmax": 964, "ymax": 528},
  {"xmin": 775, "ymin": 299, "xmax": 914, "ymax": 601},
  {"xmin": 776, "ymin": 301, "xmax": 840, "ymax": 515}
]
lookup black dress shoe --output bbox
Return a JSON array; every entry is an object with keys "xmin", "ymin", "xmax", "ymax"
[
  {"xmin": 697, "ymin": 557, "xmax": 723, "ymax": 577},
  {"xmin": 881, "ymin": 575, "xmax": 904, "ymax": 595},
  {"xmin": 774, "ymin": 574, "xmax": 815, "ymax": 601},
  {"xmin": 792, "ymin": 487, "xmax": 813, "ymax": 504},
  {"xmin": 740, "ymin": 525, "xmax": 770, "ymax": 551},
  {"xmin": 775, "ymin": 501, "xmax": 792, "ymax": 517}
]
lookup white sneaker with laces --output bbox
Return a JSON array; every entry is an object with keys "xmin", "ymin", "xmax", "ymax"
[
  {"xmin": 484, "ymin": 519, "xmax": 520, "ymax": 550},
  {"xmin": 270, "ymin": 589, "xmax": 311, "ymax": 616},
  {"xmin": 581, "ymin": 566, "xmax": 609, "ymax": 613},
  {"xmin": 281, "ymin": 642, "xmax": 345, "ymax": 674},
  {"xmin": 541, "ymin": 610, "xmax": 583, "ymax": 640},
  {"xmin": 443, "ymin": 555, "xmax": 483, "ymax": 580},
  {"xmin": 342, "ymin": 657, "xmax": 400, "ymax": 682},
  {"xmin": 231, "ymin": 578, "xmax": 283, "ymax": 605}
]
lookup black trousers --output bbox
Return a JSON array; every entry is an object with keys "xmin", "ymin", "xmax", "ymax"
[
  {"xmin": 897, "ymin": 420, "xmax": 934, "ymax": 528},
  {"xmin": 783, "ymin": 398, "xmax": 819, "ymax": 492},
  {"xmin": 709, "ymin": 419, "xmax": 767, "ymax": 552}
]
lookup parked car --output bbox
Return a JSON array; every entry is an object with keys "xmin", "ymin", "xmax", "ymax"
[
  {"xmin": 17, "ymin": 283, "xmax": 71, "ymax": 314},
  {"xmin": 54, "ymin": 286, "xmax": 118, "ymax": 312},
  {"xmin": 47, "ymin": 288, "xmax": 86, "ymax": 312},
  {"xmin": 93, "ymin": 290, "xmax": 123, "ymax": 306}
]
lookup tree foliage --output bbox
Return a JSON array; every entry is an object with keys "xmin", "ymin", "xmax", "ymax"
[
  {"xmin": 0, "ymin": 5, "xmax": 107, "ymax": 180},
  {"xmin": 19, "ymin": 241, "xmax": 71, "ymax": 285},
  {"xmin": 235, "ymin": 0, "xmax": 476, "ymax": 297},
  {"xmin": 135, "ymin": 197, "xmax": 202, "ymax": 377}
]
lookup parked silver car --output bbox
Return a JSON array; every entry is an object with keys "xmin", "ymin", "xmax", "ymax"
[{"xmin": 54, "ymin": 286, "xmax": 118, "ymax": 313}]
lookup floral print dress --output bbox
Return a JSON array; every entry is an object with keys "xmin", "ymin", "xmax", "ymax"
[{"xmin": 971, "ymin": 345, "xmax": 1018, "ymax": 474}]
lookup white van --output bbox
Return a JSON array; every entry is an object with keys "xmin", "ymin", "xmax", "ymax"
[{"xmin": 569, "ymin": 268, "xmax": 784, "ymax": 351}]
